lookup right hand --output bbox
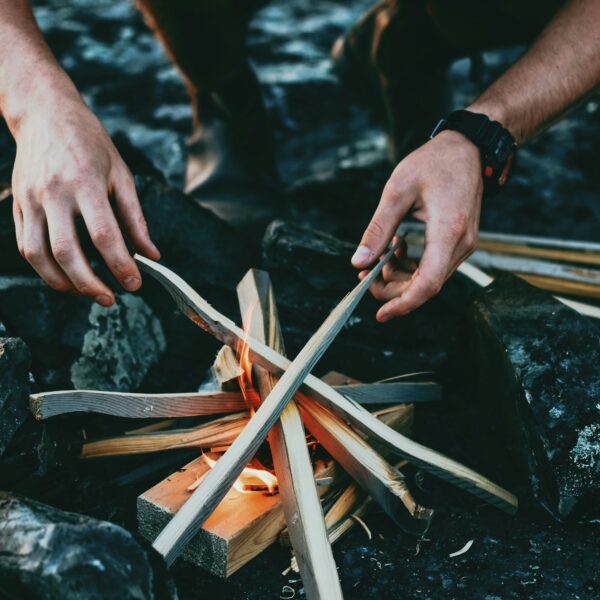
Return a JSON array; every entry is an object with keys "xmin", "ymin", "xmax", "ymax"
[{"xmin": 11, "ymin": 96, "xmax": 160, "ymax": 306}]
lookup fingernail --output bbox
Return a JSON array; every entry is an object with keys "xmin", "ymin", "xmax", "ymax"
[
  {"xmin": 123, "ymin": 276, "xmax": 141, "ymax": 291},
  {"xmin": 95, "ymin": 294, "xmax": 112, "ymax": 307},
  {"xmin": 351, "ymin": 245, "xmax": 372, "ymax": 266},
  {"xmin": 149, "ymin": 241, "xmax": 160, "ymax": 257}
]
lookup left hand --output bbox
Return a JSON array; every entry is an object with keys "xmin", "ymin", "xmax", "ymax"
[{"xmin": 351, "ymin": 130, "xmax": 483, "ymax": 322}]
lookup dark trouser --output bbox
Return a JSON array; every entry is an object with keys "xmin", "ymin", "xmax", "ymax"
[{"xmin": 134, "ymin": 0, "xmax": 565, "ymax": 162}]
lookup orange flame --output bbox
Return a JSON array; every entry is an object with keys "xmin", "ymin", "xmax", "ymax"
[
  {"xmin": 237, "ymin": 306, "xmax": 260, "ymax": 413},
  {"xmin": 193, "ymin": 453, "xmax": 278, "ymax": 495},
  {"xmin": 186, "ymin": 304, "xmax": 279, "ymax": 497}
]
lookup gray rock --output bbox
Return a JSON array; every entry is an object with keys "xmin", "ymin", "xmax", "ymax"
[
  {"xmin": 70, "ymin": 294, "xmax": 166, "ymax": 391},
  {"xmin": 0, "ymin": 337, "xmax": 31, "ymax": 455},
  {"xmin": 469, "ymin": 274, "xmax": 600, "ymax": 520},
  {"xmin": 0, "ymin": 492, "xmax": 177, "ymax": 600}
]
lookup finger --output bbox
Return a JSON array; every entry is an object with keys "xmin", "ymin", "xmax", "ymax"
[
  {"xmin": 351, "ymin": 182, "xmax": 412, "ymax": 269},
  {"xmin": 368, "ymin": 274, "xmax": 413, "ymax": 302},
  {"xmin": 20, "ymin": 208, "xmax": 73, "ymax": 292},
  {"xmin": 78, "ymin": 193, "xmax": 143, "ymax": 292},
  {"xmin": 111, "ymin": 169, "xmax": 160, "ymax": 260},
  {"xmin": 12, "ymin": 200, "xmax": 24, "ymax": 254},
  {"xmin": 45, "ymin": 203, "xmax": 114, "ymax": 305},
  {"xmin": 376, "ymin": 219, "xmax": 461, "ymax": 321}
]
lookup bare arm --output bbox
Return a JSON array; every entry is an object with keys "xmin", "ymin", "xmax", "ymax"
[
  {"xmin": 353, "ymin": 0, "xmax": 600, "ymax": 321},
  {"xmin": 470, "ymin": 0, "xmax": 600, "ymax": 143},
  {"xmin": 0, "ymin": 0, "xmax": 160, "ymax": 305}
]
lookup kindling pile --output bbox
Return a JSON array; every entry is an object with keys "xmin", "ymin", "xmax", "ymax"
[{"xmin": 30, "ymin": 250, "xmax": 517, "ymax": 599}]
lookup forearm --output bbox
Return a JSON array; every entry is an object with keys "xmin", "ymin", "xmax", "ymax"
[
  {"xmin": 469, "ymin": 0, "xmax": 600, "ymax": 143},
  {"xmin": 0, "ymin": 0, "xmax": 80, "ymax": 137}
]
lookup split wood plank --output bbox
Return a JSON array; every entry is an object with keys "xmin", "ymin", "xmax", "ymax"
[
  {"xmin": 467, "ymin": 250, "xmax": 600, "ymax": 297},
  {"xmin": 402, "ymin": 223, "xmax": 600, "ymax": 266},
  {"xmin": 30, "ymin": 382, "xmax": 440, "ymax": 421},
  {"xmin": 238, "ymin": 268, "xmax": 342, "ymax": 600},
  {"xmin": 138, "ymin": 455, "xmax": 341, "ymax": 577},
  {"xmin": 136, "ymin": 254, "xmax": 518, "ymax": 520},
  {"xmin": 145, "ymin": 241, "xmax": 404, "ymax": 564},
  {"xmin": 299, "ymin": 397, "xmax": 432, "ymax": 534},
  {"xmin": 138, "ymin": 453, "xmax": 285, "ymax": 577},
  {"xmin": 81, "ymin": 413, "xmax": 248, "ymax": 459},
  {"xmin": 30, "ymin": 389, "xmax": 248, "ymax": 420}
]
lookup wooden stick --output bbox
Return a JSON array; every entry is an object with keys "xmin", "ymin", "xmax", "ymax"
[
  {"xmin": 211, "ymin": 345, "xmax": 244, "ymax": 386},
  {"xmin": 299, "ymin": 397, "xmax": 432, "ymax": 534},
  {"xmin": 468, "ymin": 250, "xmax": 600, "ymax": 289},
  {"xmin": 457, "ymin": 261, "xmax": 600, "ymax": 320},
  {"xmin": 81, "ymin": 413, "xmax": 248, "ymax": 459},
  {"xmin": 515, "ymin": 273, "xmax": 600, "ymax": 299},
  {"xmin": 146, "ymin": 242, "xmax": 402, "ymax": 564},
  {"xmin": 30, "ymin": 389, "xmax": 248, "ymax": 420},
  {"xmin": 337, "ymin": 381, "xmax": 441, "ymax": 405},
  {"xmin": 238, "ymin": 269, "xmax": 342, "ymax": 600},
  {"xmin": 125, "ymin": 419, "xmax": 177, "ymax": 435},
  {"xmin": 135, "ymin": 255, "xmax": 517, "ymax": 522},
  {"xmin": 30, "ymin": 380, "xmax": 438, "ymax": 421},
  {"xmin": 402, "ymin": 223, "xmax": 600, "ymax": 266}
]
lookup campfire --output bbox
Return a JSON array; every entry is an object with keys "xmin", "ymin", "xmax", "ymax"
[{"xmin": 30, "ymin": 252, "xmax": 518, "ymax": 597}]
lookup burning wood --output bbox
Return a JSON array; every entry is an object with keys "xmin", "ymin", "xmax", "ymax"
[
  {"xmin": 237, "ymin": 268, "xmax": 342, "ymax": 599},
  {"xmin": 147, "ymin": 243, "xmax": 407, "ymax": 565},
  {"xmin": 29, "ymin": 251, "xmax": 519, "ymax": 597},
  {"xmin": 80, "ymin": 413, "xmax": 248, "ymax": 459},
  {"xmin": 135, "ymin": 254, "xmax": 517, "ymax": 516}
]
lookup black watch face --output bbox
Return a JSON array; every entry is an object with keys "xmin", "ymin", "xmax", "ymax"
[{"xmin": 494, "ymin": 136, "xmax": 512, "ymax": 163}]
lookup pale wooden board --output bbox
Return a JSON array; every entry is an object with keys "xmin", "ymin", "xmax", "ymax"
[
  {"xmin": 29, "ymin": 381, "xmax": 440, "ymax": 422},
  {"xmin": 138, "ymin": 455, "xmax": 284, "ymax": 577}
]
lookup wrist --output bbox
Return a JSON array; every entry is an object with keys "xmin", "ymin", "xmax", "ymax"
[
  {"xmin": 2, "ymin": 66, "xmax": 81, "ymax": 139},
  {"xmin": 467, "ymin": 99, "xmax": 522, "ymax": 144}
]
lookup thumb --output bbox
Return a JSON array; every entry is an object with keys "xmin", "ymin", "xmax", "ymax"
[{"xmin": 351, "ymin": 184, "xmax": 410, "ymax": 269}]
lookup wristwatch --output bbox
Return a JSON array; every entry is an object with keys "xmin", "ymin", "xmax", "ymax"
[{"xmin": 430, "ymin": 109, "xmax": 517, "ymax": 198}]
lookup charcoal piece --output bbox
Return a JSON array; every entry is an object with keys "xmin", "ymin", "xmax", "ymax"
[
  {"xmin": 469, "ymin": 273, "xmax": 600, "ymax": 520},
  {"xmin": 0, "ymin": 337, "xmax": 30, "ymax": 455},
  {"xmin": 0, "ymin": 492, "xmax": 176, "ymax": 600}
]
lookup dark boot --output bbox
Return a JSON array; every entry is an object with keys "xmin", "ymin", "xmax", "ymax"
[
  {"xmin": 185, "ymin": 64, "xmax": 282, "ymax": 232},
  {"xmin": 332, "ymin": 0, "xmax": 454, "ymax": 162}
]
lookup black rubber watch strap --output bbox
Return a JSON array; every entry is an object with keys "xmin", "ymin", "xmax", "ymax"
[{"xmin": 430, "ymin": 109, "xmax": 517, "ymax": 198}]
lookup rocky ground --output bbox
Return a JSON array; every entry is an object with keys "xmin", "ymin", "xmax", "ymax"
[{"xmin": 0, "ymin": 1, "xmax": 599, "ymax": 599}]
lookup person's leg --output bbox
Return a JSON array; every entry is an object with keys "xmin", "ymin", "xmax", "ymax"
[
  {"xmin": 135, "ymin": 0, "xmax": 279, "ymax": 228},
  {"xmin": 333, "ymin": 0, "xmax": 561, "ymax": 163}
]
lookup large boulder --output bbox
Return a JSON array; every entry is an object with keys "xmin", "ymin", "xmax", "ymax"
[
  {"xmin": 0, "ymin": 337, "xmax": 31, "ymax": 455},
  {"xmin": 469, "ymin": 274, "xmax": 600, "ymax": 520},
  {"xmin": 0, "ymin": 492, "xmax": 176, "ymax": 600},
  {"xmin": 70, "ymin": 294, "xmax": 165, "ymax": 391}
]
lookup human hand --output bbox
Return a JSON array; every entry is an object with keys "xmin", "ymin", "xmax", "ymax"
[
  {"xmin": 11, "ymin": 97, "xmax": 160, "ymax": 306},
  {"xmin": 351, "ymin": 130, "xmax": 482, "ymax": 321}
]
